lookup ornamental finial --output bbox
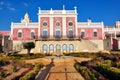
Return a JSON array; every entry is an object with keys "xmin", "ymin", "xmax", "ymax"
[
  {"xmin": 63, "ymin": 5, "xmax": 65, "ymax": 10},
  {"xmin": 74, "ymin": 6, "xmax": 77, "ymax": 14},
  {"xmin": 38, "ymin": 7, "xmax": 41, "ymax": 14}
]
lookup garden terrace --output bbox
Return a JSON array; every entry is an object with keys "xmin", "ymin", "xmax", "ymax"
[{"xmin": 74, "ymin": 52, "xmax": 120, "ymax": 80}]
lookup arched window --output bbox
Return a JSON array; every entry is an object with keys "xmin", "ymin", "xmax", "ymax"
[
  {"xmin": 68, "ymin": 28, "xmax": 73, "ymax": 38},
  {"xmin": 42, "ymin": 44, "xmax": 48, "ymax": 52},
  {"xmin": 93, "ymin": 29, "xmax": 97, "ymax": 37},
  {"xmin": 56, "ymin": 29, "xmax": 60, "ymax": 38},
  {"xmin": 81, "ymin": 29, "xmax": 85, "ymax": 38},
  {"xmin": 69, "ymin": 44, "xmax": 74, "ymax": 52},
  {"xmin": 49, "ymin": 44, "xmax": 54, "ymax": 52},
  {"xmin": 42, "ymin": 28, "xmax": 48, "ymax": 38},
  {"xmin": 62, "ymin": 44, "xmax": 67, "ymax": 52},
  {"xmin": 94, "ymin": 32, "xmax": 97, "ymax": 37},
  {"xmin": 18, "ymin": 30, "xmax": 22, "ymax": 38},
  {"xmin": 31, "ymin": 30, "xmax": 35, "ymax": 38}
]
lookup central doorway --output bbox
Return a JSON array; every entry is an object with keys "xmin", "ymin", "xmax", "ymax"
[{"xmin": 56, "ymin": 44, "xmax": 61, "ymax": 56}]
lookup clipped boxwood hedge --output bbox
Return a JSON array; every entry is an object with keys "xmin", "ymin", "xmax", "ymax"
[
  {"xmin": 74, "ymin": 63, "xmax": 97, "ymax": 80},
  {"xmin": 95, "ymin": 63, "xmax": 120, "ymax": 80},
  {"xmin": 19, "ymin": 62, "xmax": 44, "ymax": 80}
]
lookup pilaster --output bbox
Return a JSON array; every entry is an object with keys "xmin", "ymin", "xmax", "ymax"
[
  {"xmin": 63, "ymin": 17, "xmax": 66, "ymax": 38},
  {"xmin": 50, "ymin": 17, "xmax": 53, "ymax": 38}
]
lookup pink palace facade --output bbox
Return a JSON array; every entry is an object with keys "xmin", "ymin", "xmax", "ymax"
[{"xmin": 3, "ymin": 6, "xmax": 111, "ymax": 54}]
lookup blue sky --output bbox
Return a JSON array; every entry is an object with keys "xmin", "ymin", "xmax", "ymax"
[{"xmin": 0, "ymin": 0, "xmax": 120, "ymax": 30}]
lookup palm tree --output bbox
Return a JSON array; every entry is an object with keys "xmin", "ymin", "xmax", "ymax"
[{"xmin": 23, "ymin": 42, "xmax": 35, "ymax": 55}]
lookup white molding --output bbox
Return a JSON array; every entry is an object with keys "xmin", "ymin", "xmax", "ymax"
[{"xmin": 12, "ymin": 26, "xmax": 38, "ymax": 28}]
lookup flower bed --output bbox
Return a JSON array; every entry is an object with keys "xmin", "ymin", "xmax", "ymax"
[
  {"xmin": 19, "ymin": 62, "xmax": 44, "ymax": 80},
  {"xmin": 94, "ymin": 62, "xmax": 120, "ymax": 80},
  {"xmin": 74, "ymin": 63, "xmax": 97, "ymax": 80},
  {"xmin": 74, "ymin": 52, "xmax": 120, "ymax": 80}
]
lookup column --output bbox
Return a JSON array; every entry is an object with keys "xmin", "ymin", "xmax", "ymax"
[
  {"xmin": 50, "ymin": 17, "xmax": 53, "ymax": 38},
  {"xmin": 62, "ymin": 17, "xmax": 66, "ymax": 38},
  {"xmin": 75, "ymin": 16, "xmax": 78, "ymax": 38}
]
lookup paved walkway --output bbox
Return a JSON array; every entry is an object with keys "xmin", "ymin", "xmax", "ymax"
[
  {"xmin": 45, "ymin": 62, "xmax": 84, "ymax": 80},
  {"xmin": 25, "ymin": 57, "xmax": 91, "ymax": 80}
]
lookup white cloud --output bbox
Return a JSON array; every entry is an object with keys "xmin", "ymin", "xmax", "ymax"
[
  {"xmin": 23, "ymin": 2, "xmax": 28, "ymax": 7},
  {"xmin": 0, "ymin": 1, "xmax": 16, "ymax": 11},
  {"xmin": 8, "ymin": 7, "xmax": 16, "ymax": 11}
]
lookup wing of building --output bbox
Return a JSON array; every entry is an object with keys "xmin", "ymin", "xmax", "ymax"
[{"xmin": 0, "ymin": 6, "xmax": 112, "ymax": 54}]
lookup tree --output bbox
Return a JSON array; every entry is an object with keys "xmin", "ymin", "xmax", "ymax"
[{"xmin": 23, "ymin": 42, "xmax": 35, "ymax": 55}]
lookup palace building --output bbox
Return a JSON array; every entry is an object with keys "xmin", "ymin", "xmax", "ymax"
[{"xmin": 1, "ymin": 6, "xmax": 112, "ymax": 54}]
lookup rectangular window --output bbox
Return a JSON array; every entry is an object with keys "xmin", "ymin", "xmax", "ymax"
[
  {"xmin": 81, "ymin": 32, "xmax": 85, "ymax": 38},
  {"xmin": 18, "ymin": 32, "xmax": 22, "ymax": 38},
  {"xmin": 68, "ymin": 30, "xmax": 73, "ymax": 38},
  {"xmin": 94, "ymin": 32, "xmax": 97, "ymax": 37},
  {"xmin": 42, "ymin": 31, "xmax": 48, "ymax": 38},
  {"xmin": 56, "ymin": 31, "xmax": 60, "ymax": 38},
  {"xmin": 31, "ymin": 32, "xmax": 34, "ymax": 38}
]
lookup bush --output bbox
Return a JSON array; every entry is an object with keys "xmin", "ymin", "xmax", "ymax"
[
  {"xmin": 19, "ymin": 72, "xmax": 36, "ymax": 80},
  {"xmin": 0, "ymin": 59, "xmax": 9, "ymax": 66},
  {"xmin": 116, "ymin": 62, "xmax": 120, "ymax": 68},
  {"xmin": 104, "ymin": 60, "xmax": 112, "ymax": 66},
  {"xmin": 0, "ymin": 50, "xmax": 3, "ymax": 53},
  {"xmin": 74, "ymin": 63, "xmax": 97, "ymax": 80},
  {"xmin": 34, "ymin": 63, "xmax": 44, "ymax": 70},
  {"xmin": 64, "ymin": 52, "xmax": 100, "ymax": 59},
  {"xmin": 13, "ymin": 66, "xmax": 17, "ymax": 72},
  {"xmin": 45, "ymin": 54, "xmax": 52, "ymax": 56},
  {"xmin": 20, "ymin": 63, "xmax": 44, "ymax": 80},
  {"xmin": 7, "ymin": 54, "xmax": 45, "ymax": 60},
  {"xmin": 0, "ymin": 71, "xmax": 7, "ymax": 78},
  {"xmin": 95, "ymin": 63, "xmax": 120, "ymax": 80}
]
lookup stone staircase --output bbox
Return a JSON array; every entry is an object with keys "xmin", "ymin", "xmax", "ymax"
[{"xmin": 81, "ymin": 40, "xmax": 99, "ymax": 51}]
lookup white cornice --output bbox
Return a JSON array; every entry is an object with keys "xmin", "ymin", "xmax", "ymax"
[{"xmin": 11, "ymin": 22, "xmax": 39, "ymax": 28}]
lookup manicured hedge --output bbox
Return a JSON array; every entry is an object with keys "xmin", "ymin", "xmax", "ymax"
[
  {"xmin": 0, "ymin": 71, "xmax": 7, "ymax": 78},
  {"xmin": 95, "ymin": 63, "xmax": 120, "ymax": 80},
  {"xmin": 0, "ymin": 58, "xmax": 9, "ymax": 66},
  {"xmin": 74, "ymin": 63, "xmax": 97, "ymax": 80},
  {"xmin": 19, "ymin": 63, "xmax": 44, "ymax": 80},
  {"xmin": 64, "ymin": 52, "xmax": 99, "ymax": 59},
  {"xmin": 7, "ymin": 54, "xmax": 45, "ymax": 60}
]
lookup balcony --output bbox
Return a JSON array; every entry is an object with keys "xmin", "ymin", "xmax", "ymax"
[{"xmin": 35, "ymin": 35, "xmax": 80, "ymax": 41}]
